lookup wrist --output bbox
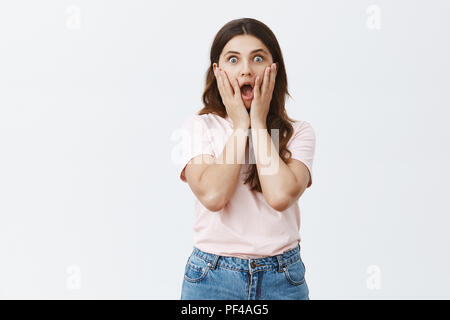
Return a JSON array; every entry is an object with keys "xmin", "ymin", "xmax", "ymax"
[
  {"xmin": 251, "ymin": 118, "xmax": 267, "ymax": 128},
  {"xmin": 234, "ymin": 122, "xmax": 250, "ymax": 130}
]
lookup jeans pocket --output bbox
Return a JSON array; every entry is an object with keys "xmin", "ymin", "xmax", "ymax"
[
  {"xmin": 184, "ymin": 254, "xmax": 211, "ymax": 283},
  {"xmin": 283, "ymin": 258, "xmax": 306, "ymax": 286}
]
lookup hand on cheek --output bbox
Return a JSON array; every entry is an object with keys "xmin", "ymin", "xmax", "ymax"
[{"xmin": 250, "ymin": 63, "xmax": 277, "ymax": 124}]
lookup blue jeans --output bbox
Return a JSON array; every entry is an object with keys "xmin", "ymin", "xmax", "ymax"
[{"xmin": 180, "ymin": 243, "xmax": 309, "ymax": 300}]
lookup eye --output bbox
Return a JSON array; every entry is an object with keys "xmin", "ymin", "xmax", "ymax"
[
  {"xmin": 228, "ymin": 56, "xmax": 238, "ymax": 64},
  {"xmin": 254, "ymin": 55, "xmax": 263, "ymax": 62}
]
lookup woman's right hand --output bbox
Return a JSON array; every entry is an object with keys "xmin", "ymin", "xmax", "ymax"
[{"xmin": 214, "ymin": 66, "xmax": 250, "ymax": 129}]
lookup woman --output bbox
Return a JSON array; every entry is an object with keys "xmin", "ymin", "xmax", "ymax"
[{"xmin": 176, "ymin": 18, "xmax": 316, "ymax": 300}]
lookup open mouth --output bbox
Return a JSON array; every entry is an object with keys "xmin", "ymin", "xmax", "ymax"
[{"xmin": 240, "ymin": 84, "xmax": 254, "ymax": 100}]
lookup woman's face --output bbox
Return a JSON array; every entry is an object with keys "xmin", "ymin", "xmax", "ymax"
[{"xmin": 213, "ymin": 35, "xmax": 274, "ymax": 109}]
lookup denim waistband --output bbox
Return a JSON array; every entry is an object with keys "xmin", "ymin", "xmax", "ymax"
[{"xmin": 191, "ymin": 243, "xmax": 302, "ymax": 273}]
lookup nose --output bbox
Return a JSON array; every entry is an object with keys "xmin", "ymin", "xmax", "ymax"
[{"xmin": 240, "ymin": 60, "xmax": 254, "ymax": 77}]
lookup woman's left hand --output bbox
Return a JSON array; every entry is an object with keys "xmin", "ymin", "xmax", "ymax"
[{"xmin": 250, "ymin": 62, "xmax": 278, "ymax": 125}]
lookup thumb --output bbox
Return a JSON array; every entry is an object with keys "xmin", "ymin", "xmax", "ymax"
[
  {"xmin": 232, "ymin": 78, "xmax": 240, "ymax": 96},
  {"xmin": 254, "ymin": 76, "xmax": 260, "ymax": 97}
]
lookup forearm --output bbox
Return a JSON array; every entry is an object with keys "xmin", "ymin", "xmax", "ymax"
[
  {"xmin": 200, "ymin": 126, "xmax": 249, "ymax": 208},
  {"xmin": 251, "ymin": 121, "xmax": 298, "ymax": 208}
]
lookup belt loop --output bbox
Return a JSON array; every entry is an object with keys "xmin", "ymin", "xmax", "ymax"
[
  {"xmin": 207, "ymin": 254, "xmax": 220, "ymax": 270},
  {"xmin": 276, "ymin": 254, "xmax": 284, "ymax": 272}
]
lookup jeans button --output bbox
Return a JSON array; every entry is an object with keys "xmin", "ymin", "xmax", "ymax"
[{"xmin": 250, "ymin": 261, "xmax": 256, "ymax": 268}]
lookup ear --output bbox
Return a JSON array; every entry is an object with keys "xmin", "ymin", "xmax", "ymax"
[{"xmin": 275, "ymin": 62, "xmax": 279, "ymax": 71}]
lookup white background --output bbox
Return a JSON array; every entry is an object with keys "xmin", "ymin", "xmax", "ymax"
[{"xmin": 0, "ymin": 0, "xmax": 449, "ymax": 299}]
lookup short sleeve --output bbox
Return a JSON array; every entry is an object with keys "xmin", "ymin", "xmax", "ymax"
[
  {"xmin": 173, "ymin": 115, "xmax": 215, "ymax": 183},
  {"xmin": 287, "ymin": 121, "xmax": 316, "ymax": 188}
]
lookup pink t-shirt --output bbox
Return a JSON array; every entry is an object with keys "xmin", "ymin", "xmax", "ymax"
[{"xmin": 175, "ymin": 113, "xmax": 316, "ymax": 259}]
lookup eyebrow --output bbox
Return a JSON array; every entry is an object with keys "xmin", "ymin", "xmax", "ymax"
[{"xmin": 224, "ymin": 48, "xmax": 268, "ymax": 56}]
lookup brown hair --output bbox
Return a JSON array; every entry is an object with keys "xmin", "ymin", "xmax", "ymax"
[{"xmin": 198, "ymin": 17, "xmax": 298, "ymax": 193}]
